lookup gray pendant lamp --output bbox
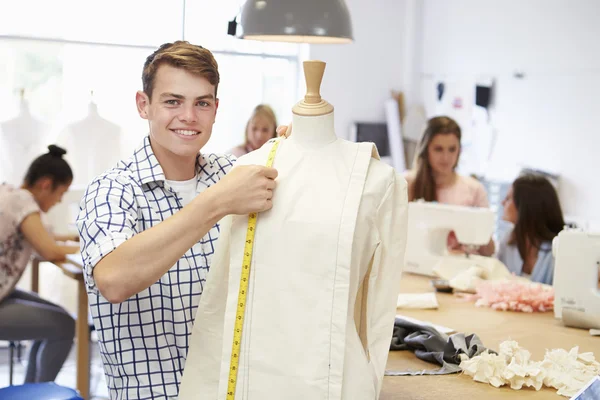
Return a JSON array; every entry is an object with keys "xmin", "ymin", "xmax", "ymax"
[{"xmin": 239, "ymin": 0, "xmax": 353, "ymax": 44}]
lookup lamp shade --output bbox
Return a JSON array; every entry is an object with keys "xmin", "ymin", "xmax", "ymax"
[{"xmin": 240, "ymin": 0, "xmax": 353, "ymax": 44}]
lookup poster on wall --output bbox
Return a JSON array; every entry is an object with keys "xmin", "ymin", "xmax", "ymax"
[{"xmin": 421, "ymin": 76, "xmax": 496, "ymax": 177}]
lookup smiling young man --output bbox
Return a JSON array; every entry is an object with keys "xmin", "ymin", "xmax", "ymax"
[{"xmin": 76, "ymin": 41, "xmax": 281, "ymax": 399}]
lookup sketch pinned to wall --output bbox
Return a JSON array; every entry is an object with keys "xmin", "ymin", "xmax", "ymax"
[
  {"xmin": 472, "ymin": 78, "xmax": 497, "ymax": 176},
  {"xmin": 421, "ymin": 75, "xmax": 497, "ymax": 177},
  {"xmin": 475, "ymin": 81, "xmax": 493, "ymax": 110},
  {"xmin": 436, "ymin": 82, "xmax": 445, "ymax": 101}
]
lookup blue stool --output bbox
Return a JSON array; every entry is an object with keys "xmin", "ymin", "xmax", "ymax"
[{"xmin": 0, "ymin": 382, "xmax": 83, "ymax": 399}]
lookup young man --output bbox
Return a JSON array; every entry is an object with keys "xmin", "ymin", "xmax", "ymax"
[{"xmin": 77, "ymin": 41, "xmax": 284, "ymax": 399}]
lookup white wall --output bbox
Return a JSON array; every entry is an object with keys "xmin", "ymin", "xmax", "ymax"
[
  {"xmin": 419, "ymin": 0, "xmax": 600, "ymax": 225},
  {"xmin": 308, "ymin": 0, "xmax": 408, "ymax": 141}
]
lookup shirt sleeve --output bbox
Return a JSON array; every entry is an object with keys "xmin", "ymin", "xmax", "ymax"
[
  {"xmin": 229, "ymin": 146, "xmax": 245, "ymax": 159},
  {"xmin": 496, "ymin": 230, "xmax": 524, "ymax": 276},
  {"xmin": 402, "ymin": 170, "xmax": 415, "ymax": 187},
  {"xmin": 531, "ymin": 252, "xmax": 554, "ymax": 285},
  {"xmin": 472, "ymin": 180, "xmax": 490, "ymax": 208},
  {"xmin": 367, "ymin": 173, "xmax": 409, "ymax": 393},
  {"xmin": 10, "ymin": 190, "xmax": 40, "ymax": 228},
  {"xmin": 76, "ymin": 174, "xmax": 139, "ymax": 294},
  {"xmin": 496, "ymin": 230, "xmax": 509, "ymax": 264}
]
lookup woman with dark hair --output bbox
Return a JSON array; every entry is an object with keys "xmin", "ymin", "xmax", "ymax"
[
  {"xmin": 405, "ymin": 116, "xmax": 494, "ymax": 255},
  {"xmin": 0, "ymin": 144, "xmax": 79, "ymax": 383},
  {"xmin": 498, "ymin": 174, "xmax": 565, "ymax": 285}
]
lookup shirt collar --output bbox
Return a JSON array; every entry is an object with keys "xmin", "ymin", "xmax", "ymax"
[{"xmin": 131, "ymin": 136, "xmax": 211, "ymax": 185}]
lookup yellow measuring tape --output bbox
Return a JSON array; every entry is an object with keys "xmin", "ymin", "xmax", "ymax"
[{"xmin": 226, "ymin": 138, "xmax": 281, "ymax": 399}]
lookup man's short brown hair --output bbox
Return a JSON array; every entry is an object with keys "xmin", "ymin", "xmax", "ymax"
[{"xmin": 142, "ymin": 41, "xmax": 220, "ymax": 101}]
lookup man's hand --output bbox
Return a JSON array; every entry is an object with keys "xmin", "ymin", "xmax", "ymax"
[
  {"xmin": 276, "ymin": 122, "xmax": 292, "ymax": 138},
  {"xmin": 215, "ymin": 165, "xmax": 278, "ymax": 215}
]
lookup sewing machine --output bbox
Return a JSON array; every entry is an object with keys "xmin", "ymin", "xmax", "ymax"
[
  {"xmin": 552, "ymin": 229, "xmax": 600, "ymax": 329},
  {"xmin": 403, "ymin": 201, "xmax": 496, "ymax": 277}
]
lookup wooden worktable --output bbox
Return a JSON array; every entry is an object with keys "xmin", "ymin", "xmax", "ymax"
[
  {"xmin": 32, "ymin": 259, "xmax": 597, "ymax": 399},
  {"xmin": 380, "ymin": 273, "xmax": 599, "ymax": 399}
]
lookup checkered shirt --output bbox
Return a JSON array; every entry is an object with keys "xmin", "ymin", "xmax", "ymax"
[{"xmin": 76, "ymin": 136, "xmax": 234, "ymax": 399}]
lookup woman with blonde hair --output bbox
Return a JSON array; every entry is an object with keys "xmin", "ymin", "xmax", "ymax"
[
  {"xmin": 405, "ymin": 116, "xmax": 494, "ymax": 255},
  {"xmin": 230, "ymin": 104, "xmax": 278, "ymax": 157}
]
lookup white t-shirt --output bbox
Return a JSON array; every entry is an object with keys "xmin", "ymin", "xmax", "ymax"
[{"xmin": 166, "ymin": 177, "xmax": 197, "ymax": 207}]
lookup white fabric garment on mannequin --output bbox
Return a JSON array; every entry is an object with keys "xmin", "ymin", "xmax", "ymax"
[
  {"xmin": 56, "ymin": 102, "xmax": 122, "ymax": 186},
  {"xmin": 0, "ymin": 99, "xmax": 48, "ymax": 184},
  {"xmin": 180, "ymin": 112, "xmax": 408, "ymax": 400}
]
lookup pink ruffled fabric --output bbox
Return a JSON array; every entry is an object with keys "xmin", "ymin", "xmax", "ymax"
[{"xmin": 470, "ymin": 280, "xmax": 554, "ymax": 312}]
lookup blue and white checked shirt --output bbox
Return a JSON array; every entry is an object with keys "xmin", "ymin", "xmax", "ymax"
[{"xmin": 77, "ymin": 136, "xmax": 234, "ymax": 399}]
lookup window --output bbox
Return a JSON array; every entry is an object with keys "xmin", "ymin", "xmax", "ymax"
[
  {"xmin": 207, "ymin": 54, "xmax": 297, "ymax": 153},
  {"xmin": 0, "ymin": 1, "xmax": 302, "ymax": 185},
  {"xmin": 182, "ymin": 0, "xmax": 302, "ymax": 151},
  {"xmin": 0, "ymin": 0, "xmax": 184, "ymax": 47},
  {"xmin": 0, "ymin": 38, "xmax": 151, "ymax": 185}
]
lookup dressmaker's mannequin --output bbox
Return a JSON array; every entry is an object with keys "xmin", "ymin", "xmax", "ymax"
[
  {"xmin": 180, "ymin": 61, "xmax": 408, "ymax": 400},
  {"xmin": 56, "ymin": 94, "xmax": 122, "ymax": 186},
  {"xmin": 0, "ymin": 92, "xmax": 47, "ymax": 184}
]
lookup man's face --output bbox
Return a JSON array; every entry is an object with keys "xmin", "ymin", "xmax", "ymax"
[{"xmin": 136, "ymin": 64, "xmax": 219, "ymax": 159}]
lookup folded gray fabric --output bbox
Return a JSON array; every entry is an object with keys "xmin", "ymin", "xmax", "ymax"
[{"xmin": 385, "ymin": 316, "xmax": 491, "ymax": 376}]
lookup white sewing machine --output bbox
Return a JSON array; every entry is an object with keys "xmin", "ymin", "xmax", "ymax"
[
  {"xmin": 552, "ymin": 229, "xmax": 600, "ymax": 329},
  {"xmin": 403, "ymin": 201, "xmax": 496, "ymax": 277}
]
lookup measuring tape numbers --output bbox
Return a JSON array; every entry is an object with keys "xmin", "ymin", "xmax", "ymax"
[{"xmin": 226, "ymin": 138, "xmax": 282, "ymax": 399}]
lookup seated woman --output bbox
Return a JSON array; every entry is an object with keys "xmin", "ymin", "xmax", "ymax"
[
  {"xmin": 405, "ymin": 116, "xmax": 494, "ymax": 256},
  {"xmin": 0, "ymin": 145, "xmax": 79, "ymax": 383},
  {"xmin": 498, "ymin": 174, "xmax": 565, "ymax": 285},
  {"xmin": 230, "ymin": 104, "xmax": 278, "ymax": 157}
]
